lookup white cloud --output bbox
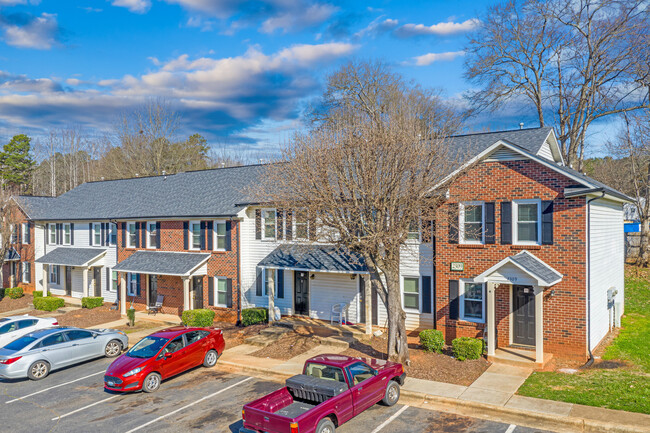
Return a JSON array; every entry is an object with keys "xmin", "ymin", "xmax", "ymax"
[
  {"xmin": 260, "ymin": 3, "xmax": 337, "ymax": 34},
  {"xmin": 411, "ymin": 51, "xmax": 465, "ymax": 66},
  {"xmin": 354, "ymin": 17, "xmax": 398, "ymax": 39},
  {"xmin": 0, "ymin": 0, "xmax": 40, "ymax": 5},
  {"xmin": 111, "ymin": 0, "xmax": 151, "ymax": 14},
  {"xmin": 1, "ymin": 12, "xmax": 59, "ymax": 50},
  {"xmin": 395, "ymin": 18, "xmax": 479, "ymax": 37}
]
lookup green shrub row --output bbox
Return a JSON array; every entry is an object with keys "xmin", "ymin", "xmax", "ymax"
[
  {"xmin": 33, "ymin": 290, "xmax": 43, "ymax": 298},
  {"xmin": 81, "ymin": 297, "xmax": 104, "ymax": 309},
  {"xmin": 419, "ymin": 329, "xmax": 445, "ymax": 353},
  {"xmin": 182, "ymin": 309, "xmax": 216, "ymax": 327},
  {"xmin": 242, "ymin": 307, "xmax": 268, "ymax": 327},
  {"xmin": 4, "ymin": 287, "xmax": 23, "ymax": 299},
  {"xmin": 452, "ymin": 337, "xmax": 484, "ymax": 361},
  {"xmin": 33, "ymin": 296, "xmax": 65, "ymax": 312}
]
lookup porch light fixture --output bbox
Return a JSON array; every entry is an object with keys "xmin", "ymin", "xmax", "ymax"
[
  {"xmin": 546, "ymin": 289, "xmax": 556, "ymax": 300},
  {"xmin": 350, "ymin": 274, "xmax": 356, "ymax": 280},
  {"xmin": 310, "ymin": 273, "xmax": 315, "ymax": 280}
]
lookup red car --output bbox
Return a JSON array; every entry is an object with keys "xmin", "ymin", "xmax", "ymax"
[
  {"xmin": 104, "ymin": 326, "xmax": 225, "ymax": 393},
  {"xmin": 241, "ymin": 354, "xmax": 405, "ymax": 433}
]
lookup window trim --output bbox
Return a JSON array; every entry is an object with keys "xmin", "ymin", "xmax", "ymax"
[
  {"xmin": 127, "ymin": 272, "xmax": 138, "ymax": 296},
  {"xmin": 110, "ymin": 270, "xmax": 118, "ymax": 292},
  {"xmin": 109, "ymin": 223, "xmax": 118, "ymax": 246},
  {"xmin": 213, "ymin": 220, "xmax": 227, "ymax": 251},
  {"xmin": 292, "ymin": 209, "xmax": 309, "ymax": 241},
  {"xmin": 459, "ymin": 201, "xmax": 485, "ymax": 245},
  {"xmin": 21, "ymin": 261, "xmax": 30, "ymax": 283},
  {"xmin": 263, "ymin": 268, "xmax": 276, "ymax": 296},
  {"xmin": 10, "ymin": 224, "xmax": 17, "ymax": 244},
  {"xmin": 21, "ymin": 222, "xmax": 29, "ymax": 244},
  {"xmin": 401, "ymin": 276, "xmax": 421, "ymax": 313},
  {"xmin": 92, "ymin": 222, "xmax": 102, "ymax": 246},
  {"xmin": 459, "ymin": 279, "xmax": 485, "ymax": 324},
  {"xmin": 214, "ymin": 276, "xmax": 228, "ymax": 308},
  {"xmin": 49, "ymin": 224, "xmax": 56, "ymax": 245},
  {"xmin": 49, "ymin": 265, "xmax": 59, "ymax": 284},
  {"xmin": 513, "ymin": 199, "xmax": 542, "ymax": 246},
  {"xmin": 261, "ymin": 208, "xmax": 277, "ymax": 241},
  {"xmin": 406, "ymin": 218, "xmax": 421, "ymax": 243},
  {"xmin": 126, "ymin": 222, "xmax": 137, "ymax": 248},
  {"xmin": 62, "ymin": 223, "xmax": 71, "ymax": 245},
  {"xmin": 188, "ymin": 220, "xmax": 201, "ymax": 250},
  {"xmin": 146, "ymin": 221, "xmax": 158, "ymax": 249}
]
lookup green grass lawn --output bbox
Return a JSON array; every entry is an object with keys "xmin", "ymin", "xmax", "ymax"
[{"xmin": 517, "ymin": 266, "xmax": 650, "ymax": 414}]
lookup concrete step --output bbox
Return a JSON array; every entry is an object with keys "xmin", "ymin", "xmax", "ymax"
[
  {"xmin": 316, "ymin": 336, "xmax": 351, "ymax": 349},
  {"xmin": 245, "ymin": 332, "xmax": 284, "ymax": 347}
]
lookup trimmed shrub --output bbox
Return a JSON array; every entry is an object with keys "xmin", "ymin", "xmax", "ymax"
[
  {"xmin": 452, "ymin": 337, "xmax": 484, "ymax": 361},
  {"xmin": 419, "ymin": 329, "xmax": 445, "ymax": 353},
  {"xmin": 33, "ymin": 296, "xmax": 65, "ymax": 312},
  {"xmin": 82, "ymin": 297, "xmax": 104, "ymax": 309},
  {"xmin": 242, "ymin": 307, "xmax": 268, "ymax": 327},
  {"xmin": 5, "ymin": 287, "xmax": 23, "ymax": 299},
  {"xmin": 127, "ymin": 308, "xmax": 136, "ymax": 326},
  {"xmin": 182, "ymin": 309, "xmax": 215, "ymax": 327},
  {"xmin": 33, "ymin": 290, "xmax": 44, "ymax": 298}
]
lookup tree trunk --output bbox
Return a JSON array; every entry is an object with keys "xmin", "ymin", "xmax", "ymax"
[
  {"xmin": 384, "ymin": 263, "xmax": 410, "ymax": 365},
  {"xmin": 638, "ymin": 216, "xmax": 650, "ymax": 267}
]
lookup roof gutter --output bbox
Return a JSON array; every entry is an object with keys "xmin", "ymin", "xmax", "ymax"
[{"xmin": 564, "ymin": 187, "xmax": 632, "ymax": 203}]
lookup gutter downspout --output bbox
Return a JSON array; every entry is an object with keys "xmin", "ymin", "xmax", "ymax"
[
  {"xmin": 583, "ymin": 192, "xmax": 605, "ymax": 368},
  {"xmin": 235, "ymin": 218, "xmax": 242, "ymax": 326}
]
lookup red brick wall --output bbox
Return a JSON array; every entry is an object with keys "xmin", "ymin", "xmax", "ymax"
[
  {"xmin": 2, "ymin": 207, "xmax": 36, "ymax": 294},
  {"xmin": 436, "ymin": 159, "xmax": 588, "ymax": 361},
  {"xmin": 117, "ymin": 219, "xmax": 240, "ymax": 323}
]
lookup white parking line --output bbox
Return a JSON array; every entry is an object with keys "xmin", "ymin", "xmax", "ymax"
[
  {"xmin": 370, "ymin": 405, "xmax": 409, "ymax": 433},
  {"xmin": 505, "ymin": 425, "xmax": 517, "ymax": 433},
  {"xmin": 51, "ymin": 396, "xmax": 119, "ymax": 421},
  {"xmin": 124, "ymin": 376, "xmax": 253, "ymax": 433},
  {"xmin": 6, "ymin": 371, "xmax": 105, "ymax": 404}
]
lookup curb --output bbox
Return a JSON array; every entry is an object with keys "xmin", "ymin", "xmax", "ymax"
[{"xmin": 216, "ymin": 361, "xmax": 650, "ymax": 433}]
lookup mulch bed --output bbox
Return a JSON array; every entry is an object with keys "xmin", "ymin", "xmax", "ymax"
[
  {"xmin": 341, "ymin": 335, "xmax": 490, "ymax": 386},
  {"xmin": 217, "ymin": 322, "xmax": 269, "ymax": 349},
  {"xmin": 0, "ymin": 294, "xmax": 33, "ymax": 314},
  {"xmin": 53, "ymin": 305, "xmax": 122, "ymax": 328},
  {"xmin": 250, "ymin": 329, "xmax": 322, "ymax": 360}
]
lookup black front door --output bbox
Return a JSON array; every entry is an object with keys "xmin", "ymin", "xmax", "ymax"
[
  {"xmin": 65, "ymin": 267, "xmax": 72, "ymax": 296},
  {"xmin": 93, "ymin": 268, "xmax": 101, "ymax": 297},
  {"xmin": 192, "ymin": 276, "xmax": 203, "ymax": 309},
  {"xmin": 294, "ymin": 271, "xmax": 309, "ymax": 315},
  {"xmin": 149, "ymin": 275, "xmax": 158, "ymax": 307},
  {"xmin": 513, "ymin": 285, "xmax": 536, "ymax": 346},
  {"xmin": 358, "ymin": 276, "xmax": 366, "ymax": 323}
]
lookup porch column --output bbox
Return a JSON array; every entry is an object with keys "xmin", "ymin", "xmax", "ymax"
[
  {"xmin": 145, "ymin": 275, "xmax": 150, "ymax": 307},
  {"xmin": 535, "ymin": 286, "xmax": 544, "ymax": 364},
  {"xmin": 364, "ymin": 275, "xmax": 372, "ymax": 335},
  {"xmin": 267, "ymin": 269, "xmax": 275, "ymax": 323},
  {"xmin": 120, "ymin": 273, "xmax": 127, "ymax": 314},
  {"xmin": 43, "ymin": 264, "xmax": 49, "ymax": 296},
  {"xmin": 486, "ymin": 282, "xmax": 496, "ymax": 357},
  {"xmin": 82, "ymin": 267, "xmax": 89, "ymax": 297},
  {"xmin": 182, "ymin": 276, "xmax": 190, "ymax": 311}
]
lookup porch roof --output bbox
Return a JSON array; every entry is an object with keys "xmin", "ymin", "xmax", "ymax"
[
  {"xmin": 474, "ymin": 250, "xmax": 563, "ymax": 287},
  {"xmin": 35, "ymin": 247, "xmax": 107, "ymax": 267},
  {"xmin": 113, "ymin": 251, "xmax": 210, "ymax": 276},
  {"xmin": 4, "ymin": 248, "xmax": 20, "ymax": 262},
  {"xmin": 259, "ymin": 244, "xmax": 368, "ymax": 274}
]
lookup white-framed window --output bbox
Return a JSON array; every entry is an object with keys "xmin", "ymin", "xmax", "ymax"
[
  {"xmin": 126, "ymin": 222, "xmax": 137, "ymax": 248},
  {"xmin": 189, "ymin": 220, "xmax": 201, "ymax": 250},
  {"xmin": 63, "ymin": 223, "xmax": 71, "ymax": 245},
  {"xmin": 21, "ymin": 262, "xmax": 30, "ymax": 283},
  {"xmin": 513, "ymin": 199, "xmax": 541, "ymax": 245},
  {"xmin": 402, "ymin": 276, "xmax": 420, "ymax": 311},
  {"xmin": 21, "ymin": 223, "xmax": 29, "ymax": 244},
  {"xmin": 50, "ymin": 265, "xmax": 59, "ymax": 284},
  {"xmin": 460, "ymin": 280, "xmax": 485, "ymax": 323},
  {"xmin": 407, "ymin": 218, "xmax": 420, "ymax": 241},
  {"xmin": 10, "ymin": 225, "xmax": 17, "ymax": 243},
  {"xmin": 214, "ymin": 221, "xmax": 226, "ymax": 251},
  {"xmin": 293, "ymin": 210, "xmax": 309, "ymax": 241},
  {"xmin": 127, "ymin": 273, "xmax": 139, "ymax": 296},
  {"xmin": 110, "ymin": 270, "xmax": 118, "ymax": 292},
  {"xmin": 263, "ymin": 268, "xmax": 276, "ymax": 296},
  {"xmin": 109, "ymin": 223, "xmax": 118, "ymax": 245},
  {"xmin": 261, "ymin": 209, "xmax": 276, "ymax": 240},
  {"xmin": 214, "ymin": 277, "xmax": 228, "ymax": 307},
  {"xmin": 92, "ymin": 222, "xmax": 102, "ymax": 246},
  {"xmin": 147, "ymin": 222, "xmax": 158, "ymax": 249},
  {"xmin": 49, "ymin": 224, "xmax": 56, "ymax": 244},
  {"xmin": 459, "ymin": 201, "xmax": 484, "ymax": 244}
]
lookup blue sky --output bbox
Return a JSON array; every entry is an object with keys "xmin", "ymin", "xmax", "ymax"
[{"xmin": 0, "ymin": 0, "xmax": 615, "ymax": 155}]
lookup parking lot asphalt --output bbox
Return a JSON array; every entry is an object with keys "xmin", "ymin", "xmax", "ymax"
[{"xmin": 0, "ymin": 357, "xmax": 557, "ymax": 433}]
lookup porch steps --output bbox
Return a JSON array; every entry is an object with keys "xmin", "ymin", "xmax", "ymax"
[
  {"xmin": 488, "ymin": 347, "xmax": 553, "ymax": 370},
  {"xmin": 273, "ymin": 319, "xmax": 367, "ymax": 339},
  {"xmin": 245, "ymin": 326, "xmax": 290, "ymax": 347}
]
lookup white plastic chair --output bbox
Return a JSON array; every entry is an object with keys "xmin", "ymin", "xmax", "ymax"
[{"xmin": 330, "ymin": 303, "xmax": 347, "ymax": 326}]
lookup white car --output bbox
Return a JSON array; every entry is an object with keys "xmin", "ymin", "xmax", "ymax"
[{"xmin": 0, "ymin": 315, "xmax": 58, "ymax": 348}]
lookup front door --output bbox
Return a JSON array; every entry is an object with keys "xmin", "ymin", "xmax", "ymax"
[
  {"xmin": 149, "ymin": 275, "xmax": 158, "ymax": 307},
  {"xmin": 294, "ymin": 271, "xmax": 309, "ymax": 315},
  {"xmin": 65, "ymin": 267, "xmax": 72, "ymax": 296},
  {"xmin": 192, "ymin": 276, "xmax": 203, "ymax": 309},
  {"xmin": 93, "ymin": 268, "xmax": 101, "ymax": 297},
  {"xmin": 513, "ymin": 285, "xmax": 536, "ymax": 346}
]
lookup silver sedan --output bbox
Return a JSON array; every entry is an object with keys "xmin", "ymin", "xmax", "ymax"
[{"xmin": 0, "ymin": 327, "xmax": 128, "ymax": 380}]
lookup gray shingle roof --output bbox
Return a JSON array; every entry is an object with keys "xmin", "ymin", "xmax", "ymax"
[
  {"xmin": 113, "ymin": 251, "xmax": 211, "ymax": 276},
  {"xmin": 510, "ymin": 251, "xmax": 563, "ymax": 286},
  {"xmin": 15, "ymin": 196, "xmax": 57, "ymax": 220},
  {"xmin": 448, "ymin": 127, "xmax": 554, "ymax": 158},
  {"xmin": 35, "ymin": 247, "xmax": 107, "ymax": 266},
  {"xmin": 259, "ymin": 244, "xmax": 367, "ymax": 273}
]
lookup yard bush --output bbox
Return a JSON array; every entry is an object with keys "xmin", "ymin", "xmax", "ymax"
[
  {"xmin": 33, "ymin": 296, "xmax": 65, "ymax": 312},
  {"xmin": 82, "ymin": 296, "xmax": 104, "ymax": 309},
  {"xmin": 127, "ymin": 308, "xmax": 136, "ymax": 326},
  {"xmin": 182, "ymin": 309, "xmax": 215, "ymax": 327},
  {"xmin": 4, "ymin": 287, "xmax": 23, "ymax": 299},
  {"xmin": 419, "ymin": 329, "xmax": 445, "ymax": 353},
  {"xmin": 242, "ymin": 307, "xmax": 268, "ymax": 326},
  {"xmin": 452, "ymin": 337, "xmax": 484, "ymax": 361},
  {"xmin": 33, "ymin": 290, "xmax": 43, "ymax": 298}
]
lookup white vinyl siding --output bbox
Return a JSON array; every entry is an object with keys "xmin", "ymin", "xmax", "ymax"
[
  {"xmin": 485, "ymin": 146, "xmax": 526, "ymax": 162},
  {"xmin": 537, "ymin": 140, "xmax": 554, "ymax": 160}
]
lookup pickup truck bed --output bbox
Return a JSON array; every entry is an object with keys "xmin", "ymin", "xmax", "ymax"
[{"xmin": 275, "ymin": 401, "xmax": 316, "ymax": 418}]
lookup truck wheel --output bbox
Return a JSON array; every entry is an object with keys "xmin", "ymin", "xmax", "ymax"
[
  {"xmin": 315, "ymin": 417, "xmax": 336, "ymax": 433},
  {"xmin": 381, "ymin": 381, "xmax": 400, "ymax": 406}
]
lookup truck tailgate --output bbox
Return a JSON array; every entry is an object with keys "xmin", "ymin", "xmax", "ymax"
[{"xmin": 244, "ymin": 406, "xmax": 294, "ymax": 433}]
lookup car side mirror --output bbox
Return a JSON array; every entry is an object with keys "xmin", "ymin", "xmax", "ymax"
[
  {"xmin": 164, "ymin": 352, "xmax": 172, "ymax": 359},
  {"xmin": 93, "ymin": 334, "xmax": 98, "ymax": 339}
]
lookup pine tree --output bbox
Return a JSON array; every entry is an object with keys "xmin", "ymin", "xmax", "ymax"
[{"xmin": 0, "ymin": 134, "xmax": 35, "ymax": 191}]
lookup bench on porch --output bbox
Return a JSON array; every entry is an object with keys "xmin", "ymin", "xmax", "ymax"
[{"xmin": 147, "ymin": 295, "xmax": 164, "ymax": 315}]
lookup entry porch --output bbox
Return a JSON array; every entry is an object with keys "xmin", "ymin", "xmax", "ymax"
[{"xmin": 35, "ymin": 247, "xmax": 108, "ymax": 298}]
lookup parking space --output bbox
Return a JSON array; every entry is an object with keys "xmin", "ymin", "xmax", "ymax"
[{"xmin": 0, "ymin": 358, "xmax": 557, "ymax": 433}]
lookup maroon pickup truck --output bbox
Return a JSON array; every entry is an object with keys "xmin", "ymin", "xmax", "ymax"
[{"xmin": 240, "ymin": 354, "xmax": 405, "ymax": 433}]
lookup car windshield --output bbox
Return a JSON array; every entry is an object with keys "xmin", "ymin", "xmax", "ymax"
[
  {"xmin": 4, "ymin": 336, "xmax": 37, "ymax": 351},
  {"xmin": 126, "ymin": 336, "xmax": 168, "ymax": 358}
]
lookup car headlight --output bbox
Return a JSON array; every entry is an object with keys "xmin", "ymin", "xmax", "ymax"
[{"xmin": 123, "ymin": 367, "xmax": 142, "ymax": 377}]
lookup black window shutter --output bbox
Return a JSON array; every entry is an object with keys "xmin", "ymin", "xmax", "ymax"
[
  {"xmin": 16, "ymin": 224, "xmax": 20, "ymax": 244},
  {"xmin": 183, "ymin": 221, "xmax": 189, "ymax": 249},
  {"xmin": 422, "ymin": 276, "xmax": 432, "ymax": 314},
  {"xmin": 27, "ymin": 222, "xmax": 32, "ymax": 244},
  {"xmin": 448, "ymin": 203, "xmax": 459, "ymax": 244},
  {"xmin": 485, "ymin": 202, "xmax": 495, "ymax": 244},
  {"xmin": 200, "ymin": 221, "xmax": 206, "ymax": 250},
  {"xmin": 208, "ymin": 277, "xmax": 214, "ymax": 306},
  {"xmin": 56, "ymin": 223, "xmax": 62, "ymax": 244},
  {"xmin": 277, "ymin": 269, "xmax": 284, "ymax": 299},
  {"xmin": 56, "ymin": 265, "xmax": 60, "ymax": 285},
  {"xmin": 255, "ymin": 209, "xmax": 261, "ymax": 240},
  {"xmin": 226, "ymin": 278, "xmax": 233, "ymax": 308},
  {"xmin": 225, "ymin": 221, "xmax": 232, "ymax": 251},
  {"xmin": 45, "ymin": 224, "xmax": 49, "ymax": 245},
  {"xmin": 207, "ymin": 221, "xmax": 213, "ymax": 250},
  {"xmin": 141, "ymin": 222, "xmax": 147, "ymax": 248},
  {"xmin": 89, "ymin": 223, "xmax": 93, "ymax": 245},
  {"xmin": 542, "ymin": 200, "xmax": 553, "ymax": 245},
  {"xmin": 121, "ymin": 222, "xmax": 126, "ymax": 247},
  {"xmin": 286, "ymin": 211, "xmax": 293, "ymax": 240},
  {"xmin": 156, "ymin": 222, "xmax": 161, "ymax": 248},
  {"xmin": 449, "ymin": 280, "xmax": 459, "ymax": 320},
  {"xmin": 256, "ymin": 269, "xmax": 262, "ymax": 296},
  {"xmin": 27, "ymin": 263, "xmax": 32, "ymax": 283},
  {"xmin": 135, "ymin": 222, "xmax": 140, "ymax": 248},
  {"xmin": 106, "ymin": 269, "xmax": 110, "ymax": 293},
  {"xmin": 17, "ymin": 262, "xmax": 21, "ymax": 281},
  {"xmin": 101, "ymin": 223, "xmax": 106, "ymax": 246},
  {"xmin": 70, "ymin": 223, "xmax": 74, "ymax": 245},
  {"xmin": 501, "ymin": 202, "xmax": 512, "ymax": 244},
  {"xmin": 277, "ymin": 210, "xmax": 284, "ymax": 240}
]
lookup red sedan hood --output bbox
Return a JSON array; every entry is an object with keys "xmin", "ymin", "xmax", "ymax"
[{"xmin": 106, "ymin": 354, "xmax": 148, "ymax": 376}]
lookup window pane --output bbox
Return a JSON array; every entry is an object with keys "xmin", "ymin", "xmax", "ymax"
[
  {"xmin": 216, "ymin": 223, "xmax": 226, "ymax": 236},
  {"xmin": 518, "ymin": 222, "xmax": 538, "ymax": 242},
  {"xmin": 464, "ymin": 300, "xmax": 483, "ymax": 319},
  {"xmin": 465, "ymin": 205, "xmax": 482, "ymax": 223},
  {"xmin": 465, "ymin": 283, "xmax": 483, "ymax": 300},
  {"xmin": 518, "ymin": 204, "xmax": 537, "ymax": 222},
  {"xmin": 216, "ymin": 223, "xmax": 226, "ymax": 249},
  {"xmin": 264, "ymin": 211, "xmax": 276, "ymax": 238},
  {"xmin": 404, "ymin": 293, "xmax": 419, "ymax": 309},
  {"xmin": 192, "ymin": 224, "xmax": 201, "ymax": 248},
  {"xmin": 464, "ymin": 222, "xmax": 482, "ymax": 242},
  {"xmin": 403, "ymin": 278, "xmax": 418, "ymax": 293}
]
